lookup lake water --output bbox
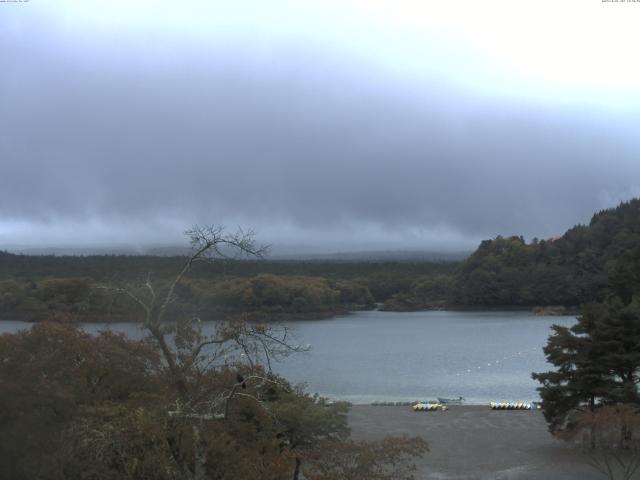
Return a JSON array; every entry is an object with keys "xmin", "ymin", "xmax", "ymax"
[{"xmin": 0, "ymin": 311, "xmax": 575, "ymax": 404}]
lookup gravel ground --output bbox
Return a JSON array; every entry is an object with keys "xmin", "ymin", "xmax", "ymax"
[{"xmin": 348, "ymin": 405, "xmax": 611, "ymax": 480}]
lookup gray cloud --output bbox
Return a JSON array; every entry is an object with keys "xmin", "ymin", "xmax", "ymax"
[{"xmin": 1, "ymin": 8, "xmax": 640, "ymax": 252}]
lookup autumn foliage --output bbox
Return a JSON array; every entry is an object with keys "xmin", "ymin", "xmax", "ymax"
[{"xmin": 0, "ymin": 321, "xmax": 427, "ymax": 480}]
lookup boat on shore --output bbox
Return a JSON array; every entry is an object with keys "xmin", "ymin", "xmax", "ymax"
[{"xmin": 437, "ymin": 396, "xmax": 465, "ymax": 405}]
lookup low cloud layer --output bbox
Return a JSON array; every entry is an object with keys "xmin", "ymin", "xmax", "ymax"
[{"xmin": 2, "ymin": 3, "xmax": 639, "ymax": 252}]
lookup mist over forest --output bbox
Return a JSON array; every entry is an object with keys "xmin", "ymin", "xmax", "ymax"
[{"xmin": 2, "ymin": 2, "xmax": 640, "ymax": 253}]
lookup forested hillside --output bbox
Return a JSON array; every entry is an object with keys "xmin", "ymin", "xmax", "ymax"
[{"xmin": 452, "ymin": 198, "xmax": 640, "ymax": 307}]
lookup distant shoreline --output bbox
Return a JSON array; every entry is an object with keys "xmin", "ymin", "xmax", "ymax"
[{"xmin": 0, "ymin": 305, "xmax": 578, "ymax": 324}]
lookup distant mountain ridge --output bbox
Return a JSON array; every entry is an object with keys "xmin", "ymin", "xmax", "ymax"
[
  {"xmin": 3, "ymin": 245, "xmax": 191, "ymax": 257},
  {"xmin": 3, "ymin": 245, "xmax": 469, "ymax": 262},
  {"xmin": 269, "ymin": 250, "xmax": 470, "ymax": 262}
]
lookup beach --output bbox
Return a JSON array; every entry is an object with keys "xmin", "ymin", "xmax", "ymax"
[{"xmin": 348, "ymin": 405, "xmax": 605, "ymax": 480}]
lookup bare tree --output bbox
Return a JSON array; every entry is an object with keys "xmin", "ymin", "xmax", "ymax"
[
  {"xmin": 102, "ymin": 225, "xmax": 306, "ymax": 480},
  {"xmin": 563, "ymin": 405, "xmax": 640, "ymax": 480}
]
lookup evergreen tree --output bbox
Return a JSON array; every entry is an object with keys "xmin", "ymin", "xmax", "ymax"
[{"xmin": 533, "ymin": 299, "xmax": 640, "ymax": 433}]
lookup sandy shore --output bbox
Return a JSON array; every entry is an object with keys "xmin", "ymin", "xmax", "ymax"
[{"xmin": 348, "ymin": 405, "xmax": 607, "ymax": 480}]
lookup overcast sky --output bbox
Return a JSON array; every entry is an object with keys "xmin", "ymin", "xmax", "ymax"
[{"xmin": 2, "ymin": 0, "xmax": 640, "ymax": 253}]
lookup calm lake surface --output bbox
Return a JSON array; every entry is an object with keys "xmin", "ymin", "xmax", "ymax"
[{"xmin": 1, "ymin": 311, "xmax": 575, "ymax": 404}]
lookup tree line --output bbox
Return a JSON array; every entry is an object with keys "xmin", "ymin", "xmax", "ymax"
[
  {"xmin": 0, "ymin": 251, "xmax": 454, "ymax": 321},
  {"xmin": 2, "ymin": 199, "xmax": 640, "ymax": 321}
]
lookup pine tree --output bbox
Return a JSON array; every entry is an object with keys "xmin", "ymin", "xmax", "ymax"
[{"xmin": 533, "ymin": 299, "xmax": 640, "ymax": 433}]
